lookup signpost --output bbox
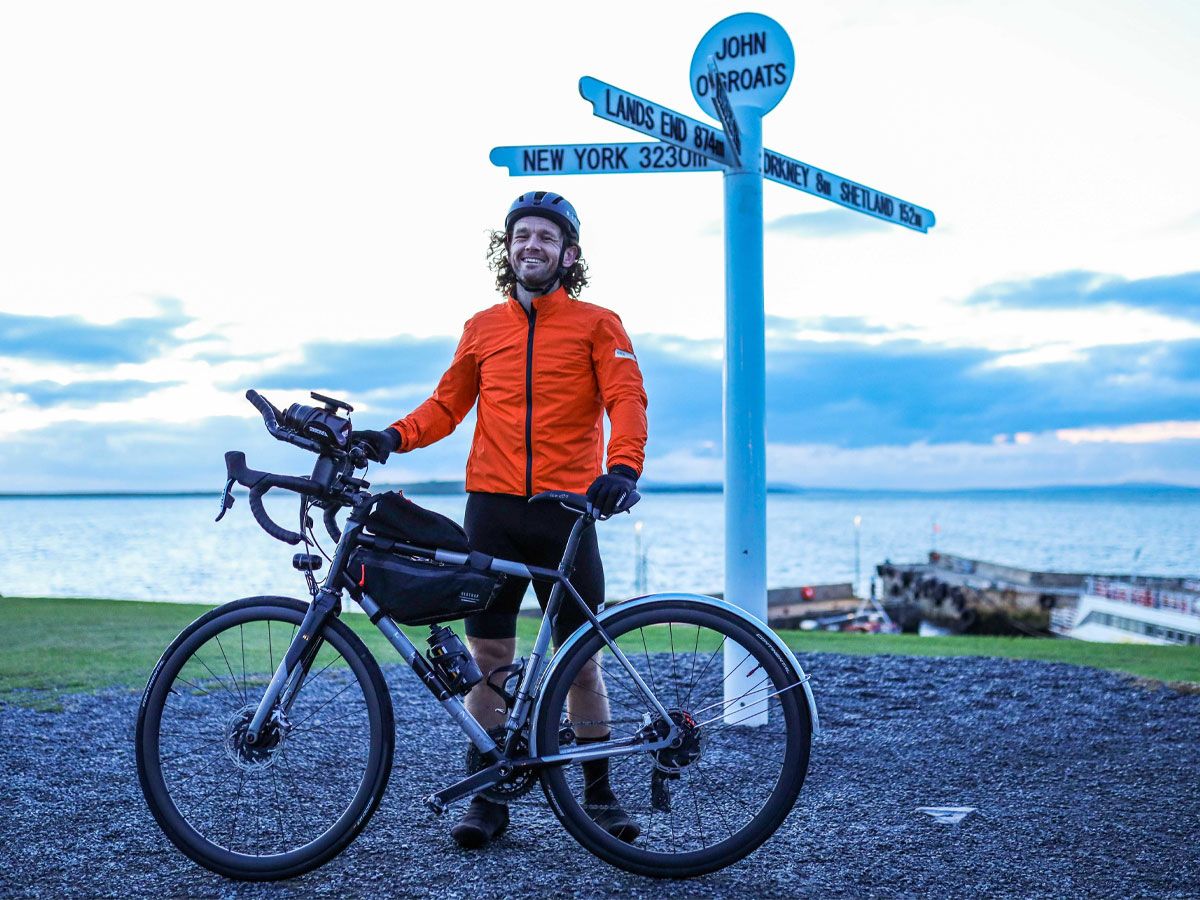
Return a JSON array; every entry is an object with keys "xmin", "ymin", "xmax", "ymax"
[
  {"xmin": 490, "ymin": 142, "xmax": 720, "ymax": 176},
  {"xmin": 490, "ymin": 11, "xmax": 935, "ymax": 725}
]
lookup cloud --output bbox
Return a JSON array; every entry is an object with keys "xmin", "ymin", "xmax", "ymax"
[
  {"xmin": 649, "ymin": 433, "xmax": 1200, "ymax": 490},
  {"xmin": 5, "ymin": 379, "xmax": 181, "ymax": 408},
  {"xmin": 635, "ymin": 334, "xmax": 1200, "ymax": 453},
  {"xmin": 0, "ymin": 414, "xmax": 475, "ymax": 493},
  {"xmin": 967, "ymin": 270, "xmax": 1200, "ymax": 321},
  {"xmin": 766, "ymin": 209, "xmax": 892, "ymax": 237},
  {"xmin": 765, "ymin": 314, "xmax": 890, "ymax": 335},
  {"xmin": 0, "ymin": 297, "xmax": 190, "ymax": 364},
  {"xmin": 245, "ymin": 335, "xmax": 458, "ymax": 398}
]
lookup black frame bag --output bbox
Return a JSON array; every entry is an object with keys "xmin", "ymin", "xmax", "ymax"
[
  {"xmin": 364, "ymin": 491, "xmax": 469, "ymax": 552},
  {"xmin": 349, "ymin": 549, "xmax": 503, "ymax": 626}
]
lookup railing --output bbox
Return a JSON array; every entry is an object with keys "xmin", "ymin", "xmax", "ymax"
[{"xmin": 1086, "ymin": 578, "xmax": 1200, "ymax": 618}]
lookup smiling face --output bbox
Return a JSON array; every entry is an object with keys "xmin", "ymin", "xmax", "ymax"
[{"xmin": 507, "ymin": 215, "xmax": 579, "ymax": 289}]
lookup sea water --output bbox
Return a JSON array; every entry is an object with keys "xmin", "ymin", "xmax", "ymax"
[{"xmin": 0, "ymin": 488, "xmax": 1196, "ymax": 606}]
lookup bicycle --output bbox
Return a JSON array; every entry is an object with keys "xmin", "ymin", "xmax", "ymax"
[{"xmin": 135, "ymin": 389, "xmax": 820, "ymax": 880}]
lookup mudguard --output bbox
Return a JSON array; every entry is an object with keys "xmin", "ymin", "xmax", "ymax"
[{"xmin": 529, "ymin": 592, "xmax": 820, "ymax": 755}]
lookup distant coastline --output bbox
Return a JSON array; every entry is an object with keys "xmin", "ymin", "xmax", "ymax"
[{"xmin": 3, "ymin": 481, "xmax": 1198, "ymax": 500}]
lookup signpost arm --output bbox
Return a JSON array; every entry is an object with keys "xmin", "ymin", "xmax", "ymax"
[{"xmin": 723, "ymin": 109, "xmax": 769, "ymax": 726}]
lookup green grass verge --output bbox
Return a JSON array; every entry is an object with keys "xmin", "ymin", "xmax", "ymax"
[{"xmin": 1, "ymin": 596, "xmax": 1197, "ymax": 710}]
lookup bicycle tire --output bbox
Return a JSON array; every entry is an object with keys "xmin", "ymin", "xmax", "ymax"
[
  {"xmin": 534, "ymin": 598, "xmax": 811, "ymax": 878},
  {"xmin": 135, "ymin": 596, "xmax": 394, "ymax": 880}
]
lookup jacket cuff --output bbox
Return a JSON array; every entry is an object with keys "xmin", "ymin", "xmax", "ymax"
[{"xmin": 608, "ymin": 463, "xmax": 639, "ymax": 483}]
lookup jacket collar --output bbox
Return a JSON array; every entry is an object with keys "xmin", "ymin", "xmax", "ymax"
[{"xmin": 507, "ymin": 285, "xmax": 570, "ymax": 317}]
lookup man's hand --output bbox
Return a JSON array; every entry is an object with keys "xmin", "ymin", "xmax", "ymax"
[
  {"xmin": 586, "ymin": 465, "xmax": 638, "ymax": 518},
  {"xmin": 351, "ymin": 428, "xmax": 401, "ymax": 463}
]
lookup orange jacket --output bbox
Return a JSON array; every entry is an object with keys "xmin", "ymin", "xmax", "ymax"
[{"xmin": 390, "ymin": 287, "xmax": 648, "ymax": 496}]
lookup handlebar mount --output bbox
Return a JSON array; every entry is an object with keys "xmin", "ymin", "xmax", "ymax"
[{"xmin": 217, "ymin": 390, "xmax": 375, "ymax": 545}]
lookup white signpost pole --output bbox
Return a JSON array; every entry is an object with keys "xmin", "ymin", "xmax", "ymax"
[
  {"xmin": 691, "ymin": 14, "xmax": 795, "ymax": 725},
  {"xmin": 492, "ymin": 11, "xmax": 934, "ymax": 727},
  {"xmin": 720, "ymin": 105, "xmax": 769, "ymax": 725}
]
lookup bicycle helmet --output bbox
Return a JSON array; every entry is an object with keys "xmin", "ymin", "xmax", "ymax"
[
  {"xmin": 504, "ymin": 191, "xmax": 582, "ymax": 293},
  {"xmin": 504, "ymin": 191, "xmax": 581, "ymax": 245}
]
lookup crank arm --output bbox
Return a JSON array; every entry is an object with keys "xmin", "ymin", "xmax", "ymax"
[{"xmin": 426, "ymin": 761, "xmax": 509, "ymax": 814}]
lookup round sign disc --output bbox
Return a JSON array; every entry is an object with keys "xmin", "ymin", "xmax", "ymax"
[{"xmin": 690, "ymin": 13, "xmax": 794, "ymax": 120}]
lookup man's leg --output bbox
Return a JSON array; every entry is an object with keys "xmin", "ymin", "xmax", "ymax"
[
  {"xmin": 463, "ymin": 636, "xmax": 517, "ymax": 731},
  {"xmin": 566, "ymin": 651, "xmax": 611, "ymax": 739},
  {"xmin": 452, "ymin": 493, "xmax": 527, "ymax": 849},
  {"xmin": 536, "ymin": 527, "xmax": 640, "ymax": 843}
]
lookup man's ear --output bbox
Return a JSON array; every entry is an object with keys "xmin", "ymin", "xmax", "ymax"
[{"xmin": 563, "ymin": 244, "xmax": 580, "ymax": 268}]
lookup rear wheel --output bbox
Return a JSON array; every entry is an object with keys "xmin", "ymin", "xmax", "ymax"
[
  {"xmin": 535, "ymin": 599, "xmax": 811, "ymax": 878},
  {"xmin": 135, "ymin": 596, "xmax": 394, "ymax": 880}
]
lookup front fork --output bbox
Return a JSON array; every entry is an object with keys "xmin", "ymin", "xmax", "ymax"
[{"xmin": 244, "ymin": 588, "xmax": 338, "ymax": 744}]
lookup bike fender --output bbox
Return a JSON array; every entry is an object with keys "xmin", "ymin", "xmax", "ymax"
[{"xmin": 529, "ymin": 592, "xmax": 820, "ymax": 755}]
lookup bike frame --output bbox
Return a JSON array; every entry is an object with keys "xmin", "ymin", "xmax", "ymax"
[{"xmin": 242, "ymin": 497, "xmax": 681, "ymax": 814}]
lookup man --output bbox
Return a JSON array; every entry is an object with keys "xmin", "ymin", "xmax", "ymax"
[{"xmin": 353, "ymin": 191, "xmax": 648, "ymax": 849}]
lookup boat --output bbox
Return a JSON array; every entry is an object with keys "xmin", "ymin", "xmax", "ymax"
[
  {"xmin": 1050, "ymin": 577, "xmax": 1200, "ymax": 645},
  {"xmin": 876, "ymin": 552, "xmax": 1200, "ymax": 641}
]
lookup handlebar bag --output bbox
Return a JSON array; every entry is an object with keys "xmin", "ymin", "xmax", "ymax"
[
  {"xmin": 364, "ymin": 491, "xmax": 469, "ymax": 553},
  {"xmin": 348, "ymin": 548, "xmax": 503, "ymax": 626}
]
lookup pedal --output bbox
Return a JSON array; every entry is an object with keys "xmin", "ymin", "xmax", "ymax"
[{"xmin": 424, "ymin": 794, "xmax": 447, "ymax": 815}]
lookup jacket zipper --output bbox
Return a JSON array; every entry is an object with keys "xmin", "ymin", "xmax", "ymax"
[{"xmin": 524, "ymin": 305, "xmax": 537, "ymax": 497}]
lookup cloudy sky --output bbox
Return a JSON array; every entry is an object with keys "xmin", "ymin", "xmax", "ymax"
[{"xmin": 1, "ymin": 0, "xmax": 1198, "ymax": 491}]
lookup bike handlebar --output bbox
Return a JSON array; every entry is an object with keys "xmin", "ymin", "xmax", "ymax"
[
  {"xmin": 245, "ymin": 389, "xmax": 328, "ymax": 456},
  {"xmin": 225, "ymin": 450, "xmax": 320, "ymax": 545}
]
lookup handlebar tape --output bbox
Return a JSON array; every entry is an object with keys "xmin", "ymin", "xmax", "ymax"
[
  {"xmin": 225, "ymin": 449, "xmax": 322, "ymax": 545},
  {"xmin": 245, "ymin": 389, "xmax": 281, "ymax": 431},
  {"xmin": 248, "ymin": 484, "xmax": 303, "ymax": 545},
  {"xmin": 323, "ymin": 506, "xmax": 342, "ymax": 542}
]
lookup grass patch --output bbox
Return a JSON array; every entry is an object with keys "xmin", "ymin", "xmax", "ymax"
[
  {"xmin": 771, "ymin": 629, "xmax": 1200, "ymax": 684},
  {"xmin": 1, "ymin": 596, "xmax": 1197, "ymax": 710}
]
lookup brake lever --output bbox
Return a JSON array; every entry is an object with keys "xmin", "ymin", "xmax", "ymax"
[{"xmin": 215, "ymin": 477, "xmax": 236, "ymax": 522}]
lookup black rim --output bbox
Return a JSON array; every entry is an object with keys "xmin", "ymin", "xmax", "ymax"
[
  {"xmin": 139, "ymin": 603, "xmax": 388, "ymax": 873},
  {"xmin": 538, "ymin": 603, "xmax": 809, "ymax": 873}
]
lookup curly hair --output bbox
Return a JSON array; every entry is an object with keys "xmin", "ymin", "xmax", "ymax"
[{"xmin": 486, "ymin": 229, "xmax": 590, "ymax": 299}]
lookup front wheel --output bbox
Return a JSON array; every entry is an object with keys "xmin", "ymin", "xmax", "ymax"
[
  {"xmin": 135, "ymin": 596, "xmax": 394, "ymax": 880},
  {"xmin": 535, "ymin": 599, "xmax": 811, "ymax": 878}
]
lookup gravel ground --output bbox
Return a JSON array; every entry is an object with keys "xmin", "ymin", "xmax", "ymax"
[{"xmin": 2, "ymin": 651, "xmax": 1199, "ymax": 899}]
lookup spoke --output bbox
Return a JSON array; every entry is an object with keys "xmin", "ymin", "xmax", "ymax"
[
  {"xmin": 573, "ymin": 665, "xmax": 654, "ymax": 721},
  {"xmin": 668, "ymin": 622, "xmax": 682, "ymax": 710},
  {"xmin": 638, "ymin": 628, "xmax": 660, "ymax": 704},
  {"xmin": 229, "ymin": 770, "xmax": 246, "ymax": 850},
  {"xmin": 270, "ymin": 765, "xmax": 290, "ymax": 850},
  {"xmin": 589, "ymin": 652, "xmax": 657, "ymax": 715},
  {"xmin": 689, "ymin": 776, "xmax": 708, "ymax": 848},
  {"xmin": 191, "ymin": 654, "xmax": 244, "ymax": 706},
  {"xmin": 685, "ymin": 635, "xmax": 726, "ymax": 712},
  {"xmin": 169, "ymin": 674, "xmax": 217, "ymax": 698},
  {"xmin": 165, "ymin": 751, "xmax": 224, "ymax": 793},
  {"xmin": 240, "ymin": 625, "xmax": 248, "ymax": 703},
  {"xmin": 158, "ymin": 732, "xmax": 229, "ymax": 765},
  {"xmin": 696, "ymin": 679, "xmax": 806, "ymax": 730},
  {"xmin": 693, "ymin": 764, "xmax": 747, "ymax": 839},
  {"xmin": 691, "ymin": 675, "xmax": 772, "ymax": 718},
  {"xmin": 287, "ymin": 679, "xmax": 359, "ymax": 734},
  {"xmin": 685, "ymin": 624, "xmax": 701, "ymax": 706},
  {"xmin": 287, "ymin": 702, "xmax": 369, "ymax": 739},
  {"xmin": 214, "ymin": 633, "xmax": 246, "ymax": 705}
]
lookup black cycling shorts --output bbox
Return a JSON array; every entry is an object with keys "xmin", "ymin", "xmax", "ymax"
[{"xmin": 463, "ymin": 492, "xmax": 604, "ymax": 644}]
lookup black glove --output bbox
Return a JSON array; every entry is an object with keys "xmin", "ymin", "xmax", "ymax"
[
  {"xmin": 351, "ymin": 428, "xmax": 401, "ymax": 463},
  {"xmin": 586, "ymin": 464, "xmax": 638, "ymax": 518}
]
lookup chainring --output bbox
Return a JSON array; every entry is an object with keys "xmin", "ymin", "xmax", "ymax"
[{"xmin": 465, "ymin": 727, "xmax": 538, "ymax": 801}]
